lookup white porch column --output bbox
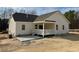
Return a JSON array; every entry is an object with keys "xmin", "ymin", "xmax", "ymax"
[{"xmin": 43, "ymin": 23, "xmax": 44, "ymax": 37}]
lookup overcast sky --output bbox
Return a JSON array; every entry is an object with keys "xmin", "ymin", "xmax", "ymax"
[{"xmin": 0, "ymin": 7, "xmax": 79, "ymax": 15}]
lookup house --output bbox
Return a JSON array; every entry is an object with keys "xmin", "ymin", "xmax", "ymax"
[{"xmin": 9, "ymin": 11, "xmax": 70, "ymax": 37}]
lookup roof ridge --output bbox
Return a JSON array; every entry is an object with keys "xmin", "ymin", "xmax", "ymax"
[{"xmin": 39, "ymin": 11, "xmax": 60, "ymax": 16}]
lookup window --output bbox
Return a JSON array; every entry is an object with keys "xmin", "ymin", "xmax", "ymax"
[
  {"xmin": 35, "ymin": 25, "xmax": 37, "ymax": 29},
  {"xmin": 62, "ymin": 25, "xmax": 64, "ymax": 30},
  {"xmin": 39, "ymin": 25, "xmax": 43, "ymax": 29},
  {"xmin": 22, "ymin": 25, "xmax": 25, "ymax": 30},
  {"xmin": 56, "ymin": 25, "xmax": 58, "ymax": 30}
]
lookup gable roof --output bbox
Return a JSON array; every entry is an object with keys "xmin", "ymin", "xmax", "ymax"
[
  {"xmin": 35, "ymin": 11, "xmax": 70, "ymax": 23},
  {"xmin": 13, "ymin": 13, "xmax": 38, "ymax": 22},
  {"xmin": 35, "ymin": 11, "xmax": 58, "ymax": 21}
]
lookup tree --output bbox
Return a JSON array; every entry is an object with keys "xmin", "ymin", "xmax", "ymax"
[
  {"xmin": 0, "ymin": 18, "xmax": 2, "ymax": 31},
  {"xmin": 64, "ymin": 10, "xmax": 79, "ymax": 29},
  {"xmin": 1, "ymin": 8, "xmax": 14, "ymax": 19},
  {"xmin": 64, "ymin": 10, "xmax": 76, "ymax": 22},
  {"xmin": 19, "ymin": 9, "xmax": 26, "ymax": 13},
  {"xmin": 7, "ymin": 8, "xmax": 14, "ymax": 18},
  {"xmin": 28, "ymin": 10, "xmax": 37, "ymax": 15},
  {"xmin": 0, "ymin": 19, "xmax": 9, "ymax": 32}
]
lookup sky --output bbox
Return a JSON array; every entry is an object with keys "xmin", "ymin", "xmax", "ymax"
[{"xmin": 0, "ymin": 7, "xmax": 79, "ymax": 15}]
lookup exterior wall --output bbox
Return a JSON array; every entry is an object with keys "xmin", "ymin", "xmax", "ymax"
[
  {"xmin": 16, "ymin": 22, "xmax": 34, "ymax": 35},
  {"xmin": 45, "ymin": 12, "xmax": 69, "ymax": 34},
  {"xmin": 44, "ymin": 23, "xmax": 54, "ymax": 29},
  {"xmin": 34, "ymin": 23, "xmax": 54, "ymax": 29},
  {"xmin": 34, "ymin": 23, "xmax": 42, "ymax": 29},
  {"xmin": 9, "ymin": 17, "xmax": 16, "ymax": 36}
]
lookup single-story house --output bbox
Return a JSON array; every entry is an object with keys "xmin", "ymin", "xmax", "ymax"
[{"xmin": 9, "ymin": 11, "xmax": 70, "ymax": 37}]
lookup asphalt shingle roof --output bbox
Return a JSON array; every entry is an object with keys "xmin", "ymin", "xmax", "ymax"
[
  {"xmin": 35, "ymin": 11, "xmax": 58, "ymax": 21},
  {"xmin": 13, "ymin": 13, "xmax": 38, "ymax": 22},
  {"xmin": 12, "ymin": 11, "xmax": 68, "ymax": 23}
]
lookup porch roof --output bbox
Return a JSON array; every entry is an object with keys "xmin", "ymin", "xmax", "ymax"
[{"xmin": 33, "ymin": 20, "xmax": 56, "ymax": 23}]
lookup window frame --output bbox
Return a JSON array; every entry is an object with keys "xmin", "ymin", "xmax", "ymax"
[
  {"xmin": 35, "ymin": 25, "xmax": 37, "ymax": 29},
  {"xmin": 62, "ymin": 25, "xmax": 64, "ymax": 30},
  {"xmin": 39, "ymin": 25, "xmax": 43, "ymax": 29},
  {"xmin": 56, "ymin": 25, "xmax": 58, "ymax": 30},
  {"xmin": 22, "ymin": 25, "xmax": 25, "ymax": 30}
]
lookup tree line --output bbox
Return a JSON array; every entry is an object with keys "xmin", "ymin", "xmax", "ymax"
[
  {"xmin": 0, "ymin": 18, "xmax": 8, "ymax": 32},
  {"xmin": 64, "ymin": 10, "xmax": 79, "ymax": 29}
]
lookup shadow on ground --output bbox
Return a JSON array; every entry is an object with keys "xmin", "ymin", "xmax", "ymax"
[{"xmin": 59, "ymin": 33, "xmax": 79, "ymax": 41}]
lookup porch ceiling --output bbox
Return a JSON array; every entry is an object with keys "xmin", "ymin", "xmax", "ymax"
[{"xmin": 33, "ymin": 20, "xmax": 56, "ymax": 23}]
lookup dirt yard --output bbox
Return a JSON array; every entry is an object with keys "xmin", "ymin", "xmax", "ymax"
[{"xmin": 0, "ymin": 32, "xmax": 79, "ymax": 52}]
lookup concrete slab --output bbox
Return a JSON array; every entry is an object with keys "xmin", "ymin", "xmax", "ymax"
[{"xmin": 16, "ymin": 36, "xmax": 42, "ymax": 41}]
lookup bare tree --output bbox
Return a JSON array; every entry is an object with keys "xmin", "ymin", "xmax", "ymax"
[
  {"xmin": 19, "ymin": 9, "xmax": 26, "ymax": 13},
  {"xmin": 1, "ymin": 8, "xmax": 14, "ymax": 19},
  {"xmin": 8, "ymin": 8, "xmax": 14, "ymax": 18},
  {"xmin": 29, "ymin": 10, "xmax": 37, "ymax": 15},
  {"xmin": 26, "ymin": 10, "xmax": 37, "ymax": 15}
]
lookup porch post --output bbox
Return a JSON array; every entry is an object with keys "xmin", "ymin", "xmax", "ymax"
[{"xmin": 43, "ymin": 23, "xmax": 44, "ymax": 37}]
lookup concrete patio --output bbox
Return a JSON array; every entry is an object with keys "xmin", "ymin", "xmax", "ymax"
[{"xmin": 16, "ymin": 36, "xmax": 42, "ymax": 41}]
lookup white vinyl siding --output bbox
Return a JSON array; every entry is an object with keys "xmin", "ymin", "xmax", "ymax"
[
  {"xmin": 16, "ymin": 22, "xmax": 34, "ymax": 35},
  {"xmin": 45, "ymin": 12, "xmax": 69, "ymax": 34},
  {"xmin": 9, "ymin": 17, "xmax": 16, "ymax": 36}
]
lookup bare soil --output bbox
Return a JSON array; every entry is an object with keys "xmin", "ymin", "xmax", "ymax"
[{"xmin": 0, "ymin": 32, "xmax": 79, "ymax": 52}]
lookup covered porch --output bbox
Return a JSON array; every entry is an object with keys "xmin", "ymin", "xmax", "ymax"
[{"xmin": 33, "ymin": 20, "xmax": 56, "ymax": 37}]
